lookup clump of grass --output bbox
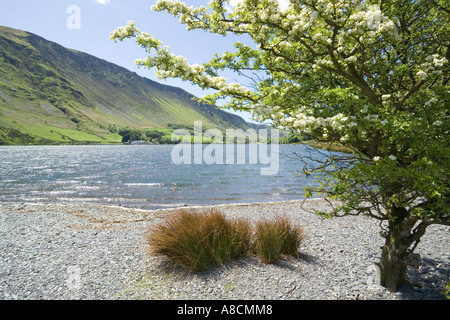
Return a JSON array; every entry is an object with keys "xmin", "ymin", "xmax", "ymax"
[
  {"xmin": 146, "ymin": 208, "xmax": 251, "ymax": 272},
  {"xmin": 253, "ymin": 216, "xmax": 304, "ymax": 264}
]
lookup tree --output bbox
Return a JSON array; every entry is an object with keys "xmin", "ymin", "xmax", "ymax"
[
  {"xmin": 112, "ymin": 0, "xmax": 449, "ymax": 292},
  {"xmin": 145, "ymin": 129, "xmax": 164, "ymax": 141},
  {"xmin": 118, "ymin": 127, "xmax": 145, "ymax": 143}
]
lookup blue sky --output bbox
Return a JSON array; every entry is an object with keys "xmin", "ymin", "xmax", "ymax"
[{"xmin": 0, "ymin": 0, "xmax": 256, "ymax": 122}]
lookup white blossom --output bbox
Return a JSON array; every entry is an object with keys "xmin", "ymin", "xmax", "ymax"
[
  {"xmin": 424, "ymin": 98, "xmax": 437, "ymax": 107},
  {"xmin": 416, "ymin": 70, "xmax": 428, "ymax": 80}
]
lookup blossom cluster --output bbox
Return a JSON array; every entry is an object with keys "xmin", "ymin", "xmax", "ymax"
[
  {"xmin": 111, "ymin": 20, "xmax": 256, "ymax": 102},
  {"xmin": 152, "ymin": 0, "xmax": 209, "ymax": 31},
  {"xmin": 110, "ymin": 20, "xmax": 140, "ymax": 40},
  {"xmin": 416, "ymin": 54, "xmax": 448, "ymax": 81},
  {"xmin": 277, "ymin": 111, "xmax": 350, "ymax": 134}
]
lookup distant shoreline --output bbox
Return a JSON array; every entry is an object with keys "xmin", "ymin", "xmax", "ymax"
[
  {"xmin": 0, "ymin": 197, "xmax": 323, "ymax": 213},
  {"xmin": 0, "ymin": 140, "xmax": 354, "ymax": 153}
]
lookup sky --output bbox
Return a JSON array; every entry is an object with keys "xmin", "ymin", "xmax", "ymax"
[{"xmin": 0, "ymin": 0, "xmax": 267, "ymax": 123}]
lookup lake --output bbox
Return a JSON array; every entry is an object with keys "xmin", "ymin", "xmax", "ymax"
[{"xmin": 0, "ymin": 144, "xmax": 332, "ymax": 210}]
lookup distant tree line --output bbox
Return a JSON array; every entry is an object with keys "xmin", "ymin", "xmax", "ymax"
[
  {"xmin": 116, "ymin": 125, "xmax": 311, "ymax": 145},
  {"xmin": 117, "ymin": 127, "xmax": 172, "ymax": 144}
]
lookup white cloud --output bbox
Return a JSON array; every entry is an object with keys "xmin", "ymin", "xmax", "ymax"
[{"xmin": 96, "ymin": 0, "xmax": 111, "ymax": 5}]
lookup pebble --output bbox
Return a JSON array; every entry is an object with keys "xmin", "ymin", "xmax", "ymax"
[{"xmin": 0, "ymin": 199, "xmax": 448, "ymax": 300}]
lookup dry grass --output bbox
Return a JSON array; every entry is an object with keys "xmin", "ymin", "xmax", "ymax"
[
  {"xmin": 145, "ymin": 209, "xmax": 305, "ymax": 271},
  {"xmin": 145, "ymin": 208, "xmax": 251, "ymax": 272},
  {"xmin": 253, "ymin": 216, "xmax": 305, "ymax": 264}
]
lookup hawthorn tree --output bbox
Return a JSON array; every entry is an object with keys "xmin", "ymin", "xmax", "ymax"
[{"xmin": 112, "ymin": 0, "xmax": 450, "ymax": 292}]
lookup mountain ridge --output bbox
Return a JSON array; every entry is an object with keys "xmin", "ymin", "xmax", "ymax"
[{"xmin": 0, "ymin": 25, "xmax": 259, "ymax": 145}]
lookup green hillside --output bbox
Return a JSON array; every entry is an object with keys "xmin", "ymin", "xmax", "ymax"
[{"xmin": 0, "ymin": 26, "xmax": 254, "ymax": 145}]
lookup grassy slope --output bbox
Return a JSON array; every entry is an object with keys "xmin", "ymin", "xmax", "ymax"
[{"xmin": 0, "ymin": 26, "xmax": 252, "ymax": 145}]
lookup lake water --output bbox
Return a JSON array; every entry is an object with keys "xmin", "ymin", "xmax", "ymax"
[{"xmin": 0, "ymin": 144, "xmax": 332, "ymax": 210}]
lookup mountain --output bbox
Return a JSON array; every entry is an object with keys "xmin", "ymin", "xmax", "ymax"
[{"xmin": 0, "ymin": 26, "xmax": 257, "ymax": 145}]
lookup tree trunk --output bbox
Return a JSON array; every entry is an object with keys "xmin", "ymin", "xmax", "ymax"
[
  {"xmin": 378, "ymin": 207, "xmax": 420, "ymax": 292},
  {"xmin": 379, "ymin": 234, "xmax": 409, "ymax": 292}
]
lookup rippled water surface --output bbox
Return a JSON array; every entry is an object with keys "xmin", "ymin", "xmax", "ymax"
[{"xmin": 0, "ymin": 144, "xmax": 332, "ymax": 210}]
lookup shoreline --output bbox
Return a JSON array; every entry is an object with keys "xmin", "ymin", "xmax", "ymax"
[
  {"xmin": 0, "ymin": 199, "xmax": 448, "ymax": 300},
  {"xmin": 0, "ymin": 197, "xmax": 326, "ymax": 217}
]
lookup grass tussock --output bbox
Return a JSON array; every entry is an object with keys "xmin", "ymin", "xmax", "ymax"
[
  {"xmin": 146, "ymin": 209, "xmax": 305, "ymax": 272},
  {"xmin": 146, "ymin": 208, "xmax": 251, "ymax": 272},
  {"xmin": 253, "ymin": 216, "xmax": 304, "ymax": 264}
]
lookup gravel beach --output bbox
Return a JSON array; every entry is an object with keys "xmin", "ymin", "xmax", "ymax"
[{"xmin": 0, "ymin": 199, "xmax": 448, "ymax": 300}]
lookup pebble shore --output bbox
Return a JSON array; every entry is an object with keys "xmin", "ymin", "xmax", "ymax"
[{"xmin": 0, "ymin": 199, "xmax": 448, "ymax": 300}]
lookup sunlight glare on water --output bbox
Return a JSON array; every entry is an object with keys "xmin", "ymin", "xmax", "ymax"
[{"xmin": 0, "ymin": 144, "xmax": 331, "ymax": 210}]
